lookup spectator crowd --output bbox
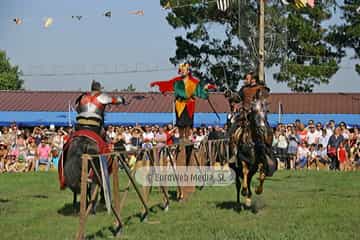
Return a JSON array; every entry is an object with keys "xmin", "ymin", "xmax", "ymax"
[
  {"xmin": 0, "ymin": 123, "xmax": 227, "ymax": 173},
  {"xmin": 1, "ymin": 119, "xmax": 359, "ymax": 173},
  {"xmin": 273, "ymin": 119, "xmax": 360, "ymax": 171}
]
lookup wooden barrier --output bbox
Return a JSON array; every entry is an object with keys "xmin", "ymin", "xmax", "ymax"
[{"xmin": 74, "ymin": 139, "xmax": 229, "ymax": 239}]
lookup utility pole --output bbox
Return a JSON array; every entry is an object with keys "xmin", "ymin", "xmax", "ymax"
[{"xmin": 258, "ymin": 0, "xmax": 265, "ymax": 83}]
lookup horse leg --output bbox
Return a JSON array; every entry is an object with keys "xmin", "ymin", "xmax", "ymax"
[
  {"xmin": 241, "ymin": 161, "xmax": 249, "ymax": 197},
  {"xmin": 235, "ymin": 170, "xmax": 241, "ymax": 205},
  {"xmin": 244, "ymin": 167, "xmax": 256, "ymax": 209},
  {"xmin": 73, "ymin": 191, "xmax": 78, "ymax": 213},
  {"xmin": 89, "ymin": 183, "xmax": 100, "ymax": 215},
  {"xmin": 255, "ymin": 163, "xmax": 266, "ymax": 195}
]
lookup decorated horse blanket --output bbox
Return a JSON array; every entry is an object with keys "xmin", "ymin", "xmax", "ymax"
[{"xmin": 58, "ymin": 129, "xmax": 111, "ymax": 190}]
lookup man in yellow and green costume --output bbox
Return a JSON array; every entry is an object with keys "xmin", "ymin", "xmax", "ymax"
[{"xmin": 150, "ymin": 63, "xmax": 216, "ymax": 140}]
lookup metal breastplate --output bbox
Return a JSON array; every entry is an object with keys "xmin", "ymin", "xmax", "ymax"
[{"xmin": 77, "ymin": 94, "xmax": 105, "ymax": 120}]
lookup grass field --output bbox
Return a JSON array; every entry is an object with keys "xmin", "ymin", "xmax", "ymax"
[{"xmin": 0, "ymin": 170, "xmax": 360, "ymax": 240}]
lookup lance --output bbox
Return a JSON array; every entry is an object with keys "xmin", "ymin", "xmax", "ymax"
[{"xmin": 207, "ymin": 98, "xmax": 221, "ymax": 122}]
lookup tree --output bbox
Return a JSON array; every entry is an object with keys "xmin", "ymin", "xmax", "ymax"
[
  {"xmin": 121, "ymin": 83, "xmax": 136, "ymax": 92},
  {"xmin": 0, "ymin": 50, "xmax": 23, "ymax": 90},
  {"xmin": 328, "ymin": 0, "xmax": 360, "ymax": 75},
  {"xmin": 274, "ymin": 3, "xmax": 342, "ymax": 92},
  {"xmin": 161, "ymin": 0, "xmax": 341, "ymax": 92}
]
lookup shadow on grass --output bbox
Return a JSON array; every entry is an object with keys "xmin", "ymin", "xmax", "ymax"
[
  {"xmin": 57, "ymin": 203, "xmax": 79, "ymax": 216},
  {"xmin": 215, "ymin": 201, "xmax": 242, "ymax": 213},
  {"xmin": 168, "ymin": 190, "xmax": 178, "ymax": 201},
  {"xmin": 0, "ymin": 198, "xmax": 10, "ymax": 203},
  {"xmin": 216, "ymin": 199, "xmax": 266, "ymax": 214},
  {"xmin": 31, "ymin": 194, "xmax": 48, "ymax": 199},
  {"xmin": 86, "ymin": 226, "xmax": 115, "ymax": 240}
]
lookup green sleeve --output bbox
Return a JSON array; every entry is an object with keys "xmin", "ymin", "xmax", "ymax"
[
  {"xmin": 194, "ymin": 83, "xmax": 209, "ymax": 99},
  {"xmin": 174, "ymin": 80, "xmax": 187, "ymax": 99}
]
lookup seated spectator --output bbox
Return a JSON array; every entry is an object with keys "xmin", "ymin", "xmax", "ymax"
[
  {"xmin": 352, "ymin": 143, "xmax": 360, "ymax": 169},
  {"xmin": 36, "ymin": 138, "xmax": 52, "ymax": 171},
  {"xmin": 317, "ymin": 144, "xmax": 330, "ymax": 167},
  {"xmin": 0, "ymin": 142, "xmax": 8, "ymax": 173},
  {"xmin": 26, "ymin": 139, "xmax": 37, "ymax": 172},
  {"xmin": 297, "ymin": 141, "xmax": 309, "ymax": 169},
  {"xmin": 308, "ymin": 144, "xmax": 318, "ymax": 170}
]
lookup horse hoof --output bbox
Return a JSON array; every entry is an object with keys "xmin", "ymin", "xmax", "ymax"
[
  {"xmin": 113, "ymin": 225, "xmax": 122, "ymax": 238},
  {"xmin": 255, "ymin": 187, "xmax": 263, "ymax": 195},
  {"xmin": 245, "ymin": 198, "xmax": 252, "ymax": 208},
  {"xmin": 163, "ymin": 203, "xmax": 169, "ymax": 212},
  {"xmin": 241, "ymin": 188, "xmax": 248, "ymax": 197},
  {"xmin": 140, "ymin": 213, "xmax": 148, "ymax": 223}
]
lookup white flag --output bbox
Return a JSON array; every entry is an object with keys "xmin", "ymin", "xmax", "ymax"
[{"xmin": 217, "ymin": 0, "xmax": 231, "ymax": 12}]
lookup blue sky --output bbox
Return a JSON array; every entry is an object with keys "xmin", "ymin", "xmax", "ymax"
[{"xmin": 0, "ymin": 0, "xmax": 359, "ymax": 92}]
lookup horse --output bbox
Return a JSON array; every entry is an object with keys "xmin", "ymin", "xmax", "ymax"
[
  {"xmin": 63, "ymin": 135, "xmax": 103, "ymax": 213},
  {"xmin": 229, "ymin": 87, "xmax": 276, "ymax": 208}
]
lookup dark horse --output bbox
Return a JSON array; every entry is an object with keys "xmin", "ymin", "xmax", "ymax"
[
  {"xmin": 229, "ymin": 88, "xmax": 276, "ymax": 208},
  {"xmin": 63, "ymin": 135, "xmax": 104, "ymax": 213}
]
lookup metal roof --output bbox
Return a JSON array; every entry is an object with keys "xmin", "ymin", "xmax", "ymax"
[{"xmin": 0, "ymin": 91, "xmax": 359, "ymax": 114}]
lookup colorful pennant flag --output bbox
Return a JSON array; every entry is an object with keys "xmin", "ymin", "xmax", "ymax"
[
  {"xmin": 163, "ymin": 1, "xmax": 171, "ymax": 10},
  {"xmin": 216, "ymin": 0, "xmax": 231, "ymax": 12},
  {"xmin": 71, "ymin": 16, "xmax": 82, "ymax": 20},
  {"xmin": 43, "ymin": 17, "xmax": 53, "ymax": 28},
  {"xmin": 13, "ymin": 18, "xmax": 23, "ymax": 25},
  {"xmin": 281, "ymin": 0, "xmax": 290, "ymax": 5},
  {"xmin": 129, "ymin": 10, "xmax": 144, "ymax": 16},
  {"xmin": 104, "ymin": 11, "xmax": 111, "ymax": 18},
  {"xmin": 307, "ymin": 0, "xmax": 315, "ymax": 8},
  {"xmin": 294, "ymin": 0, "xmax": 307, "ymax": 8}
]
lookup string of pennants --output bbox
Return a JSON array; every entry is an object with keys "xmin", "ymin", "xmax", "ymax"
[
  {"xmin": 12, "ymin": 10, "xmax": 145, "ymax": 28},
  {"xmin": 215, "ymin": 0, "xmax": 315, "ymax": 12},
  {"xmin": 13, "ymin": 1, "xmax": 359, "ymax": 28}
]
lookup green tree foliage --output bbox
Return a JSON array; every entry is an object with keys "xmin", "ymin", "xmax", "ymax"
[
  {"xmin": 328, "ymin": 0, "xmax": 360, "ymax": 75},
  {"xmin": 161, "ymin": 0, "xmax": 341, "ymax": 92},
  {"xmin": 274, "ymin": 3, "xmax": 341, "ymax": 92},
  {"xmin": 0, "ymin": 50, "xmax": 23, "ymax": 90}
]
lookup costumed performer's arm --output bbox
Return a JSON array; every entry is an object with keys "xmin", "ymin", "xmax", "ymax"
[
  {"xmin": 194, "ymin": 82, "xmax": 217, "ymax": 99},
  {"xmin": 150, "ymin": 76, "xmax": 183, "ymax": 94}
]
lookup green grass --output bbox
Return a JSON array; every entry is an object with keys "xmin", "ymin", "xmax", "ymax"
[{"xmin": 0, "ymin": 170, "xmax": 360, "ymax": 240}]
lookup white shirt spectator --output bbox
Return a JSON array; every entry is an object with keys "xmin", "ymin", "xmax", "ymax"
[
  {"xmin": 307, "ymin": 131, "xmax": 319, "ymax": 145},
  {"xmin": 122, "ymin": 132, "xmax": 132, "ymax": 144},
  {"xmin": 326, "ymin": 127, "xmax": 334, "ymax": 137},
  {"xmin": 107, "ymin": 130, "xmax": 116, "ymax": 140},
  {"xmin": 298, "ymin": 146, "xmax": 309, "ymax": 159},
  {"xmin": 143, "ymin": 132, "xmax": 154, "ymax": 142},
  {"xmin": 277, "ymin": 135, "xmax": 288, "ymax": 149},
  {"xmin": 319, "ymin": 135, "xmax": 330, "ymax": 147}
]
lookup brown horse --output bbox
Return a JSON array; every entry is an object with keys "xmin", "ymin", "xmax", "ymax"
[{"xmin": 229, "ymin": 87, "xmax": 276, "ymax": 208}]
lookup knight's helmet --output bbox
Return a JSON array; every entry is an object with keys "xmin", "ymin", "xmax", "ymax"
[
  {"xmin": 91, "ymin": 80, "xmax": 103, "ymax": 91},
  {"xmin": 178, "ymin": 63, "xmax": 191, "ymax": 75}
]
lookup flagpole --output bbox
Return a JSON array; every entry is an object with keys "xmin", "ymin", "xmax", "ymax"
[
  {"xmin": 172, "ymin": 97, "xmax": 176, "ymax": 126},
  {"xmin": 258, "ymin": 0, "xmax": 265, "ymax": 83},
  {"xmin": 278, "ymin": 101, "xmax": 282, "ymax": 124},
  {"xmin": 68, "ymin": 101, "xmax": 71, "ymax": 127}
]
